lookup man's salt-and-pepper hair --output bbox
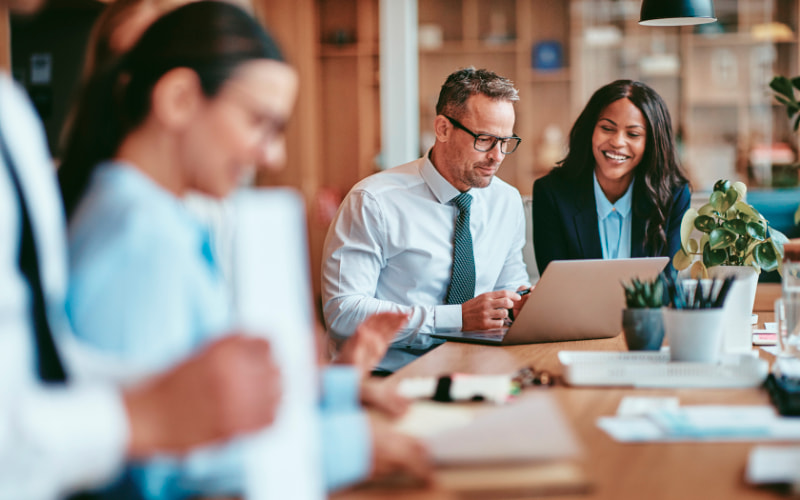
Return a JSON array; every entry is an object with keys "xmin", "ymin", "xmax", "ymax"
[{"xmin": 435, "ymin": 67, "xmax": 519, "ymax": 119}]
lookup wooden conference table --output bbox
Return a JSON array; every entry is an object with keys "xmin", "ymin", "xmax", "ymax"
[{"xmin": 335, "ymin": 284, "xmax": 788, "ymax": 500}]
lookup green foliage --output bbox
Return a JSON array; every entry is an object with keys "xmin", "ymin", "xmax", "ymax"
[
  {"xmin": 622, "ymin": 277, "xmax": 664, "ymax": 308},
  {"xmin": 673, "ymin": 180, "xmax": 789, "ymax": 278},
  {"xmin": 770, "ymin": 76, "xmax": 800, "ymax": 131},
  {"xmin": 770, "ymin": 76, "xmax": 800, "ymax": 228}
]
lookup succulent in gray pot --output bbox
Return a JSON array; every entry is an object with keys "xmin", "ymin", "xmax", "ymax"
[{"xmin": 622, "ymin": 277, "xmax": 665, "ymax": 351}]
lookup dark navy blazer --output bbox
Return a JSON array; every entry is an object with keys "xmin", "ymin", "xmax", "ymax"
[{"xmin": 532, "ymin": 170, "xmax": 690, "ymax": 275}]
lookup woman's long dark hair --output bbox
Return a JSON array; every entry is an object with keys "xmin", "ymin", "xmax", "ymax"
[
  {"xmin": 554, "ymin": 79, "xmax": 688, "ymax": 255},
  {"xmin": 58, "ymin": 1, "xmax": 285, "ymax": 217}
]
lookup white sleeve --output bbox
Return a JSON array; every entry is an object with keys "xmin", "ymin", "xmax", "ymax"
[
  {"xmin": 0, "ymin": 180, "xmax": 127, "ymax": 500},
  {"xmin": 321, "ymin": 190, "xmax": 453, "ymax": 347},
  {"xmin": 495, "ymin": 194, "xmax": 532, "ymax": 291},
  {"xmin": 0, "ymin": 382, "xmax": 128, "ymax": 500}
]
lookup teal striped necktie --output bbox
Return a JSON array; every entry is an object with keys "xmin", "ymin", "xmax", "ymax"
[{"xmin": 445, "ymin": 192, "xmax": 475, "ymax": 304}]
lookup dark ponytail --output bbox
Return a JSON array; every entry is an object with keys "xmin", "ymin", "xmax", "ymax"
[{"xmin": 58, "ymin": 0, "xmax": 284, "ymax": 217}]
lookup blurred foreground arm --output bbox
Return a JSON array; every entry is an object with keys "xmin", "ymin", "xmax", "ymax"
[
  {"xmin": 368, "ymin": 415, "xmax": 433, "ymax": 484},
  {"xmin": 335, "ymin": 311, "xmax": 409, "ymax": 377},
  {"xmin": 333, "ymin": 311, "xmax": 412, "ymax": 417},
  {"xmin": 124, "ymin": 334, "xmax": 281, "ymax": 457}
]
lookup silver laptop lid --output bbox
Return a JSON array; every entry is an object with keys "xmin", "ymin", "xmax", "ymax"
[{"xmin": 503, "ymin": 257, "xmax": 669, "ymax": 344}]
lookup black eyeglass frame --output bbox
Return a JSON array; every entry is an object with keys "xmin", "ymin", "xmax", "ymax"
[{"xmin": 444, "ymin": 115, "xmax": 522, "ymax": 155}]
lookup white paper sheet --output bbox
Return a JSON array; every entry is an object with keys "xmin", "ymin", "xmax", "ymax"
[
  {"xmin": 747, "ymin": 446, "xmax": 800, "ymax": 485},
  {"xmin": 616, "ymin": 396, "xmax": 680, "ymax": 417},
  {"xmin": 424, "ymin": 393, "xmax": 582, "ymax": 465},
  {"xmin": 599, "ymin": 405, "xmax": 800, "ymax": 442},
  {"xmin": 233, "ymin": 189, "xmax": 324, "ymax": 500}
]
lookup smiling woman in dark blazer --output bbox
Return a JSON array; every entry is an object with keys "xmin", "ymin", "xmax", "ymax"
[{"xmin": 532, "ymin": 79, "xmax": 690, "ymax": 275}]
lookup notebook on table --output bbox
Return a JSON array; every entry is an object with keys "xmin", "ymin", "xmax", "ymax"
[
  {"xmin": 359, "ymin": 393, "xmax": 590, "ymax": 496},
  {"xmin": 430, "ymin": 257, "xmax": 669, "ymax": 346}
]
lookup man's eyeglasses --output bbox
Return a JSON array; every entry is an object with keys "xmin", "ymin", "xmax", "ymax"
[{"xmin": 444, "ymin": 115, "xmax": 521, "ymax": 155}]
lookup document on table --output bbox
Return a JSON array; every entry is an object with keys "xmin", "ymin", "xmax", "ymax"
[
  {"xmin": 747, "ymin": 446, "xmax": 800, "ymax": 485},
  {"xmin": 393, "ymin": 393, "xmax": 590, "ymax": 496},
  {"xmin": 598, "ymin": 397, "xmax": 800, "ymax": 442},
  {"xmin": 397, "ymin": 392, "xmax": 582, "ymax": 464},
  {"xmin": 753, "ymin": 322, "xmax": 778, "ymax": 346}
]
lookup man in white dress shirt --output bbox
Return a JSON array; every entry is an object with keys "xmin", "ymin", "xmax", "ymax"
[
  {"xmin": 0, "ymin": 0, "xmax": 283, "ymax": 497},
  {"xmin": 322, "ymin": 67, "xmax": 531, "ymax": 372}
]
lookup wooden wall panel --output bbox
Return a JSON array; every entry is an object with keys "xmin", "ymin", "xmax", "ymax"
[
  {"xmin": 0, "ymin": 8, "xmax": 9, "ymax": 71},
  {"xmin": 251, "ymin": 0, "xmax": 327, "ymax": 304}
]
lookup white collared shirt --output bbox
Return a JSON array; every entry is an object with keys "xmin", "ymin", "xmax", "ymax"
[
  {"xmin": 322, "ymin": 152, "xmax": 530, "ymax": 371},
  {"xmin": 0, "ymin": 74, "xmax": 128, "ymax": 499},
  {"xmin": 593, "ymin": 171, "xmax": 633, "ymax": 260}
]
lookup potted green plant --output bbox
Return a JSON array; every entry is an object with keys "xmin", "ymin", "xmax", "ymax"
[
  {"xmin": 672, "ymin": 179, "xmax": 788, "ymax": 353},
  {"xmin": 621, "ymin": 277, "xmax": 665, "ymax": 351},
  {"xmin": 672, "ymin": 180, "xmax": 786, "ymax": 277}
]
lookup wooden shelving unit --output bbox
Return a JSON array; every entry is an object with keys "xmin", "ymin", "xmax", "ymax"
[
  {"xmin": 418, "ymin": 0, "xmax": 572, "ymax": 195},
  {"xmin": 259, "ymin": 0, "xmax": 797, "ymax": 244},
  {"xmin": 315, "ymin": 0, "xmax": 381, "ymax": 196},
  {"xmin": 257, "ymin": 0, "xmax": 800, "ymax": 297},
  {"xmin": 679, "ymin": 0, "xmax": 800, "ymax": 189}
]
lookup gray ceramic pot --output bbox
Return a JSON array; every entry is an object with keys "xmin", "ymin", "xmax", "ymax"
[{"xmin": 622, "ymin": 308, "xmax": 665, "ymax": 351}]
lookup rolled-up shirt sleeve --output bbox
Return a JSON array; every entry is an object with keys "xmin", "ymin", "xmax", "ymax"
[{"xmin": 322, "ymin": 191, "xmax": 443, "ymax": 347}]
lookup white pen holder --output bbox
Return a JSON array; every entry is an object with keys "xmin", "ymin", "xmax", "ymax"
[{"xmin": 663, "ymin": 307, "xmax": 725, "ymax": 363}]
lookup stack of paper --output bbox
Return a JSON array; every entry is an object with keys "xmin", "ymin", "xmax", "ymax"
[
  {"xmin": 746, "ymin": 446, "xmax": 800, "ymax": 487},
  {"xmin": 599, "ymin": 397, "xmax": 800, "ymax": 442}
]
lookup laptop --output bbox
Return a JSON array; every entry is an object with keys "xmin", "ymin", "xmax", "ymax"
[{"xmin": 430, "ymin": 257, "xmax": 669, "ymax": 346}]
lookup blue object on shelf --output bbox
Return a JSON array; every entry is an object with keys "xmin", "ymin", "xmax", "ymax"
[
  {"xmin": 532, "ymin": 40, "xmax": 563, "ymax": 70},
  {"xmin": 747, "ymin": 187, "xmax": 800, "ymax": 283},
  {"xmin": 748, "ymin": 188, "xmax": 800, "ymax": 240}
]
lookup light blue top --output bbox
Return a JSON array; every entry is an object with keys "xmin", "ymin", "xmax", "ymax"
[
  {"xmin": 66, "ymin": 162, "xmax": 370, "ymax": 499},
  {"xmin": 593, "ymin": 171, "xmax": 633, "ymax": 260}
]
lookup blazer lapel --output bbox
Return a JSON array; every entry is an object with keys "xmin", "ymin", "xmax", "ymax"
[
  {"xmin": 631, "ymin": 191, "xmax": 650, "ymax": 257},
  {"xmin": 631, "ymin": 217, "xmax": 646, "ymax": 257},
  {"xmin": 571, "ymin": 175, "xmax": 602, "ymax": 259}
]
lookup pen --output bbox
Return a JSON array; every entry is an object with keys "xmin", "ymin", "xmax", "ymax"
[
  {"xmin": 508, "ymin": 289, "xmax": 531, "ymax": 322},
  {"xmin": 712, "ymin": 276, "xmax": 735, "ymax": 308}
]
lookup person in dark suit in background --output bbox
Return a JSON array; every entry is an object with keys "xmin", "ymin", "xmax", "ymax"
[{"xmin": 532, "ymin": 79, "xmax": 690, "ymax": 275}]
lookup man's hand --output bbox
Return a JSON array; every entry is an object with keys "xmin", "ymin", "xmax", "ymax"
[
  {"xmin": 512, "ymin": 286, "xmax": 532, "ymax": 321},
  {"xmin": 124, "ymin": 334, "xmax": 281, "ymax": 458},
  {"xmin": 336, "ymin": 311, "xmax": 409, "ymax": 377},
  {"xmin": 461, "ymin": 290, "xmax": 520, "ymax": 331},
  {"xmin": 368, "ymin": 414, "xmax": 433, "ymax": 483},
  {"xmin": 361, "ymin": 378, "xmax": 411, "ymax": 419}
]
